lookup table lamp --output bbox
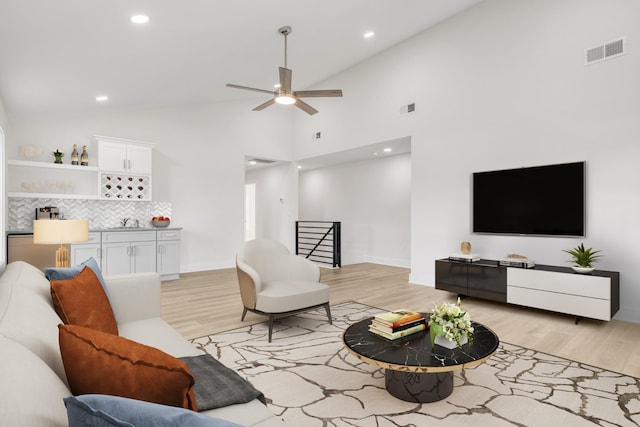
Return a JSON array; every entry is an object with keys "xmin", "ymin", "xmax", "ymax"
[{"xmin": 33, "ymin": 219, "xmax": 89, "ymax": 267}]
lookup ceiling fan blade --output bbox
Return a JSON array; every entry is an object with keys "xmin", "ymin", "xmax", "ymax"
[
  {"xmin": 295, "ymin": 99, "xmax": 318, "ymax": 115},
  {"xmin": 226, "ymin": 83, "xmax": 275, "ymax": 95},
  {"xmin": 295, "ymin": 89, "xmax": 343, "ymax": 98},
  {"xmin": 279, "ymin": 67, "xmax": 292, "ymax": 92},
  {"xmin": 253, "ymin": 98, "xmax": 276, "ymax": 111}
]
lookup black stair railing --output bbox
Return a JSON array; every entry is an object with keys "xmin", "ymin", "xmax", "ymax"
[{"xmin": 296, "ymin": 221, "xmax": 341, "ymax": 268}]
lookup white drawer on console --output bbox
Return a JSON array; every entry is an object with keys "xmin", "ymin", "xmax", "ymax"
[
  {"xmin": 507, "ymin": 268, "xmax": 610, "ymax": 300},
  {"xmin": 507, "ymin": 286, "xmax": 611, "ymax": 321}
]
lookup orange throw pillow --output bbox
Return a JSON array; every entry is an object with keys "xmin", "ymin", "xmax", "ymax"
[
  {"xmin": 58, "ymin": 324, "xmax": 197, "ymax": 411},
  {"xmin": 50, "ymin": 266, "xmax": 118, "ymax": 335}
]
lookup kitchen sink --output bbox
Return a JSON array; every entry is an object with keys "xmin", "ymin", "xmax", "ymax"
[{"xmin": 106, "ymin": 226, "xmax": 150, "ymax": 230}]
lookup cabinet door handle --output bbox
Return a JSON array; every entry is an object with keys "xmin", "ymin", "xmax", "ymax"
[
  {"xmin": 123, "ymin": 159, "xmax": 127, "ymax": 170},
  {"xmin": 128, "ymin": 159, "xmax": 131, "ymax": 170}
]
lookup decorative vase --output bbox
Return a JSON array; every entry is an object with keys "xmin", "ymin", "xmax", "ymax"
[
  {"xmin": 434, "ymin": 334, "xmax": 467, "ymax": 349},
  {"xmin": 81, "ymin": 145, "xmax": 89, "ymax": 166},
  {"xmin": 71, "ymin": 144, "xmax": 79, "ymax": 165},
  {"xmin": 53, "ymin": 153, "xmax": 63, "ymax": 164},
  {"xmin": 460, "ymin": 241, "xmax": 471, "ymax": 255},
  {"xmin": 429, "ymin": 322, "xmax": 468, "ymax": 349}
]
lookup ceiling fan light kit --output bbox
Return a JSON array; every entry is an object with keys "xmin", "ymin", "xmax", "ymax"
[
  {"xmin": 226, "ymin": 25, "xmax": 342, "ymax": 115},
  {"xmin": 275, "ymin": 90, "xmax": 296, "ymax": 105}
]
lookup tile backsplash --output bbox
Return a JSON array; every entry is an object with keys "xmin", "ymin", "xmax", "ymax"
[{"xmin": 8, "ymin": 198, "xmax": 172, "ymax": 230}]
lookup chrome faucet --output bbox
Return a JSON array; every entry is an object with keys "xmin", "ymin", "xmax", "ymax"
[{"xmin": 121, "ymin": 218, "xmax": 139, "ymax": 228}]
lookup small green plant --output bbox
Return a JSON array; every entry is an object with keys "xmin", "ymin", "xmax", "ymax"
[
  {"xmin": 52, "ymin": 149, "xmax": 64, "ymax": 164},
  {"xmin": 563, "ymin": 243, "xmax": 602, "ymax": 268}
]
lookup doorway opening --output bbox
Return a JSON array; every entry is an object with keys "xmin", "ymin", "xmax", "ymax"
[{"xmin": 244, "ymin": 183, "xmax": 256, "ymax": 241}]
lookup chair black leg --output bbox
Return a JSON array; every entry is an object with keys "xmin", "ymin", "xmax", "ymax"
[
  {"xmin": 324, "ymin": 303, "xmax": 332, "ymax": 325},
  {"xmin": 241, "ymin": 307, "xmax": 248, "ymax": 321},
  {"xmin": 268, "ymin": 315, "xmax": 275, "ymax": 342}
]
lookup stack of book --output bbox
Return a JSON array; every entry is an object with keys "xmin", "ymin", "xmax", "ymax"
[
  {"xmin": 369, "ymin": 309, "xmax": 427, "ymax": 340},
  {"xmin": 449, "ymin": 253, "xmax": 480, "ymax": 263},
  {"xmin": 499, "ymin": 256, "xmax": 535, "ymax": 268}
]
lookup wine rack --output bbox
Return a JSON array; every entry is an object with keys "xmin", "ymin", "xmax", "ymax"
[{"xmin": 101, "ymin": 173, "xmax": 150, "ymax": 200}]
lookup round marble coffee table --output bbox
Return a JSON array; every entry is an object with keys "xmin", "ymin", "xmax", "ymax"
[{"xmin": 342, "ymin": 317, "xmax": 499, "ymax": 403}]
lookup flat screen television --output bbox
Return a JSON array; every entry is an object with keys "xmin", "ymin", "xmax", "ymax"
[{"xmin": 473, "ymin": 161, "xmax": 585, "ymax": 236}]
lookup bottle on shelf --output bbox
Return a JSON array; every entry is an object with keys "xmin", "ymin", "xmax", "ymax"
[
  {"xmin": 71, "ymin": 145, "xmax": 79, "ymax": 165},
  {"xmin": 80, "ymin": 145, "xmax": 89, "ymax": 166}
]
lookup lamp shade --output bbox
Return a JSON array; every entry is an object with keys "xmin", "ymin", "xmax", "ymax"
[{"xmin": 33, "ymin": 219, "xmax": 89, "ymax": 245}]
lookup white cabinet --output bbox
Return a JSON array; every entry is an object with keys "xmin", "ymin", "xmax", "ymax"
[
  {"xmin": 157, "ymin": 230, "xmax": 181, "ymax": 281},
  {"xmin": 95, "ymin": 135, "xmax": 153, "ymax": 201},
  {"xmin": 101, "ymin": 231, "xmax": 157, "ymax": 276},
  {"xmin": 507, "ymin": 267, "xmax": 619, "ymax": 321},
  {"xmin": 70, "ymin": 232, "xmax": 102, "ymax": 268},
  {"xmin": 96, "ymin": 136, "xmax": 153, "ymax": 174},
  {"xmin": 69, "ymin": 229, "xmax": 180, "ymax": 280}
]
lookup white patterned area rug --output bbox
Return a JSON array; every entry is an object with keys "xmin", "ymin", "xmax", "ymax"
[{"xmin": 190, "ymin": 302, "xmax": 640, "ymax": 427}]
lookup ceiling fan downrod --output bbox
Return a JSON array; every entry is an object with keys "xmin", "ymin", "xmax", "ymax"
[{"xmin": 279, "ymin": 26, "xmax": 292, "ymax": 69}]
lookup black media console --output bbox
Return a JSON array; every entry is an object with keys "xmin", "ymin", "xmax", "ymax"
[{"xmin": 435, "ymin": 258, "xmax": 620, "ymax": 322}]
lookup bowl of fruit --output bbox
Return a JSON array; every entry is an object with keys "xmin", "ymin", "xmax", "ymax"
[{"xmin": 151, "ymin": 216, "xmax": 171, "ymax": 228}]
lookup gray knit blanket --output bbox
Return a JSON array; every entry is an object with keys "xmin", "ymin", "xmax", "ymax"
[{"xmin": 180, "ymin": 354, "xmax": 266, "ymax": 411}]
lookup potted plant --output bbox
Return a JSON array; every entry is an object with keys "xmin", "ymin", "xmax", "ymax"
[
  {"xmin": 52, "ymin": 149, "xmax": 64, "ymax": 164},
  {"xmin": 563, "ymin": 243, "xmax": 602, "ymax": 273}
]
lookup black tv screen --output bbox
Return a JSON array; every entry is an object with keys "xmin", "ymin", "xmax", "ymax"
[{"xmin": 473, "ymin": 162, "xmax": 585, "ymax": 236}]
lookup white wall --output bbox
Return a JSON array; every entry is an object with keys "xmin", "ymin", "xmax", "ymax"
[
  {"xmin": 291, "ymin": 0, "xmax": 640, "ymax": 322},
  {"xmin": 0, "ymin": 95, "xmax": 7, "ymax": 270},
  {"xmin": 245, "ymin": 162, "xmax": 299, "ymax": 251},
  {"xmin": 298, "ymin": 153, "xmax": 411, "ymax": 267},
  {"xmin": 6, "ymin": 100, "xmax": 294, "ymax": 272},
  {"xmin": 0, "ymin": 95, "xmax": 7, "ymax": 131}
]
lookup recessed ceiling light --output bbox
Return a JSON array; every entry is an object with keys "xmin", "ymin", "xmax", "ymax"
[
  {"xmin": 95, "ymin": 96, "xmax": 108, "ymax": 102},
  {"xmin": 130, "ymin": 15, "xmax": 149, "ymax": 24},
  {"xmin": 249, "ymin": 160, "xmax": 257, "ymax": 165},
  {"xmin": 274, "ymin": 83, "xmax": 281, "ymax": 89},
  {"xmin": 297, "ymin": 165, "xmax": 302, "ymax": 169},
  {"xmin": 372, "ymin": 152, "xmax": 379, "ymax": 156},
  {"xmin": 383, "ymin": 148, "xmax": 392, "ymax": 153},
  {"xmin": 363, "ymin": 31, "xmax": 375, "ymax": 39}
]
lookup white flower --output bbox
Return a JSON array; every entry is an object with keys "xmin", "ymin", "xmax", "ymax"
[{"xmin": 429, "ymin": 298, "xmax": 473, "ymax": 347}]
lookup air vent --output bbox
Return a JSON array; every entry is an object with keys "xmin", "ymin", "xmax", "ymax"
[
  {"xmin": 399, "ymin": 102, "xmax": 416, "ymax": 115},
  {"xmin": 247, "ymin": 158, "xmax": 276, "ymax": 164},
  {"xmin": 585, "ymin": 37, "xmax": 626, "ymax": 65}
]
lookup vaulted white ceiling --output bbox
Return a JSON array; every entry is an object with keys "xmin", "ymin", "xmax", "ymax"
[{"xmin": 0, "ymin": 0, "xmax": 481, "ymax": 118}]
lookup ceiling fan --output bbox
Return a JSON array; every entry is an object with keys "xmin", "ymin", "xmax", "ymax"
[{"xmin": 226, "ymin": 26, "xmax": 343, "ymax": 115}]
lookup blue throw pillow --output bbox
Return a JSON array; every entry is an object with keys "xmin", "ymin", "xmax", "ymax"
[
  {"xmin": 45, "ymin": 257, "xmax": 109, "ymax": 296},
  {"xmin": 64, "ymin": 395, "xmax": 243, "ymax": 427}
]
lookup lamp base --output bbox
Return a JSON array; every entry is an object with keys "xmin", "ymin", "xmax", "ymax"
[{"xmin": 55, "ymin": 246, "xmax": 70, "ymax": 268}]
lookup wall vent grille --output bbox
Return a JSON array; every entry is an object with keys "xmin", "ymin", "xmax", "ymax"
[
  {"xmin": 585, "ymin": 37, "xmax": 626, "ymax": 65},
  {"xmin": 247, "ymin": 158, "xmax": 276, "ymax": 164},
  {"xmin": 399, "ymin": 102, "xmax": 416, "ymax": 115}
]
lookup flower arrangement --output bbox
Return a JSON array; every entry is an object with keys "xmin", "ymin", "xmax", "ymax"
[{"xmin": 429, "ymin": 298, "xmax": 473, "ymax": 348}]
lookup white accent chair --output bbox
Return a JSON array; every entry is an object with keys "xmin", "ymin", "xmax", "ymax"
[{"xmin": 236, "ymin": 240, "xmax": 332, "ymax": 342}]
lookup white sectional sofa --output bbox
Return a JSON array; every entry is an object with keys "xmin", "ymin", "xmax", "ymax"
[{"xmin": 0, "ymin": 261, "xmax": 285, "ymax": 426}]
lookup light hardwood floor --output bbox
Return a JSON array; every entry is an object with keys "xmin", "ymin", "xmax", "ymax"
[{"xmin": 161, "ymin": 263, "xmax": 640, "ymax": 378}]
